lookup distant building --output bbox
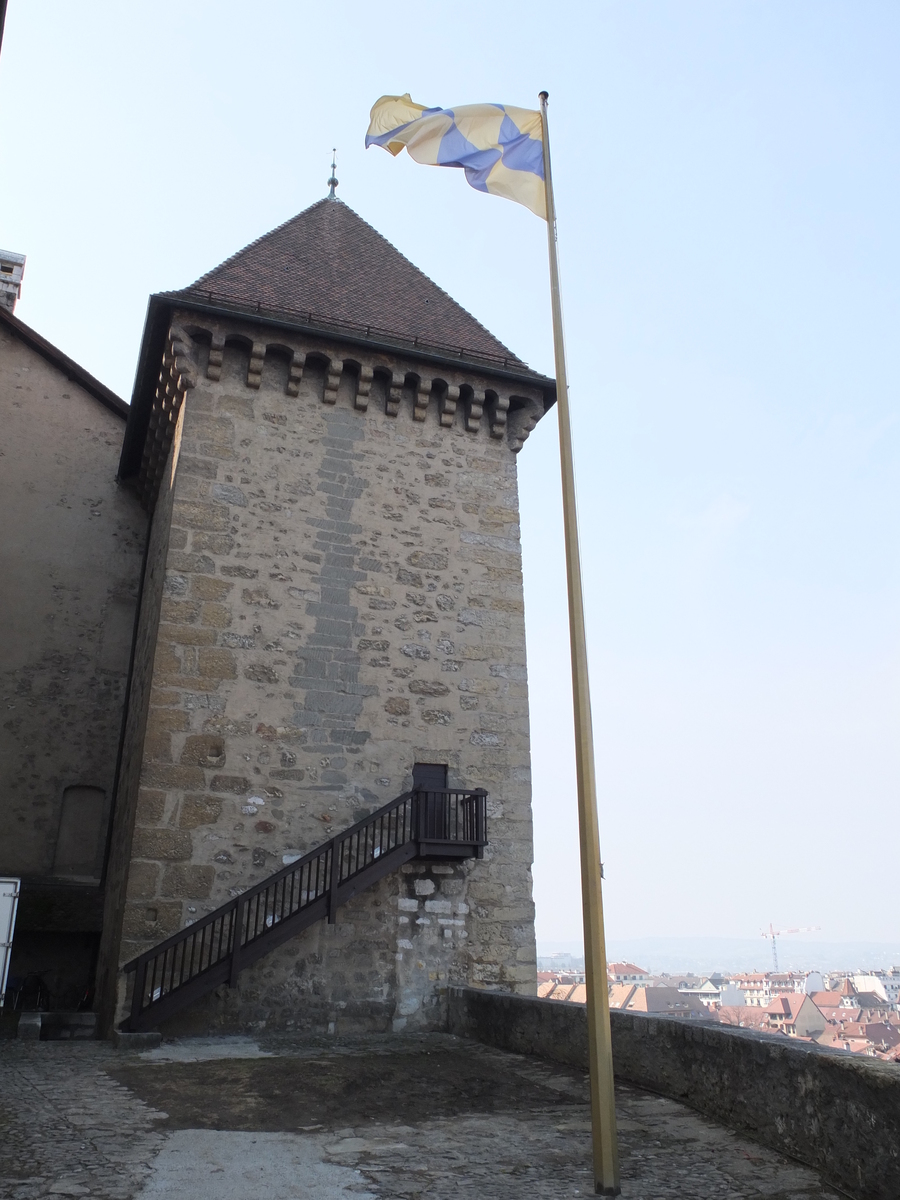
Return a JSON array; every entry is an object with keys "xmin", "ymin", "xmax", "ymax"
[
  {"xmin": 607, "ymin": 962, "xmax": 650, "ymax": 984},
  {"xmin": 677, "ymin": 979, "xmax": 722, "ymax": 1008},
  {"xmin": 852, "ymin": 974, "xmax": 900, "ymax": 1006},
  {"xmin": 0, "ymin": 249, "xmax": 25, "ymax": 313},
  {"xmin": 716, "ymin": 1005, "xmax": 771, "ymax": 1032},
  {"xmin": 608, "ymin": 983, "xmax": 636, "ymax": 1009},
  {"xmin": 729, "ymin": 973, "xmax": 769, "ymax": 1006},
  {"xmin": 768, "ymin": 972, "xmax": 806, "ymax": 997},
  {"xmin": 609, "ymin": 986, "xmax": 707, "ymax": 1019},
  {"xmin": 537, "ymin": 952, "xmax": 584, "ymax": 972},
  {"xmin": 763, "ymin": 994, "xmax": 827, "ymax": 1038}
]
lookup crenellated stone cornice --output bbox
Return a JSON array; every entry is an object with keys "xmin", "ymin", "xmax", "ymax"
[{"xmin": 121, "ymin": 297, "xmax": 554, "ymax": 511}]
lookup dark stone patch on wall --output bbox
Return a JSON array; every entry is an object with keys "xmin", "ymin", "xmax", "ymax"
[{"xmin": 290, "ymin": 408, "xmax": 375, "ymax": 754}]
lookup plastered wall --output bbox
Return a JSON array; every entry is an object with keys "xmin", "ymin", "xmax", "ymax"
[{"xmin": 0, "ymin": 327, "xmax": 145, "ymax": 881}]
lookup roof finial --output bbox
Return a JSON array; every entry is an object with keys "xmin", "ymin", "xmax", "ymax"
[{"xmin": 327, "ymin": 149, "xmax": 338, "ymax": 199}]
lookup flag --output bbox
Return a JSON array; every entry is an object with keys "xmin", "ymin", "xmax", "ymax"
[{"xmin": 366, "ymin": 94, "xmax": 546, "ymax": 219}]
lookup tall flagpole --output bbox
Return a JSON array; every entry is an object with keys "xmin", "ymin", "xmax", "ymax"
[{"xmin": 539, "ymin": 90, "xmax": 620, "ymax": 1197}]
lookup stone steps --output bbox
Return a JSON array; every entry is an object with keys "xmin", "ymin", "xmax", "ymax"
[{"xmin": 16, "ymin": 1011, "xmax": 98, "ymax": 1040}]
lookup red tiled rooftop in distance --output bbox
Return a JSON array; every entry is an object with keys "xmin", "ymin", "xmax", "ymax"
[
  {"xmin": 764, "ymin": 994, "xmax": 808, "ymax": 1017},
  {"xmin": 619, "ymin": 987, "xmax": 705, "ymax": 1016},
  {"xmin": 608, "ymin": 984, "xmax": 637, "ymax": 1009},
  {"xmin": 810, "ymin": 992, "xmax": 843, "ymax": 1007},
  {"xmin": 817, "ymin": 1006, "xmax": 862, "ymax": 1025}
]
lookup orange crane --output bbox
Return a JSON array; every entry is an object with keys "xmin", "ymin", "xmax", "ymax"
[{"xmin": 762, "ymin": 924, "xmax": 821, "ymax": 972}]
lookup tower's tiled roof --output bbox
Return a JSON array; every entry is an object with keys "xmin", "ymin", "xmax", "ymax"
[{"xmin": 175, "ymin": 198, "xmax": 525, "ymax": 368}]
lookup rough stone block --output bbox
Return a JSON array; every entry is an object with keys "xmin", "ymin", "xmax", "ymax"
[
  {"xmin": 122, "ymin": 900, "xmax": 184, "ymax": 938},
  {"xmin": 179, "ymin": 455, "xmax": 219, "ymax": 479},
  {"xmin": 146, "ymin": 710, "xmax": 190, "ymax": 736},
  {"xmin": 210, "ymin": 774, "xmax": 251, "ymax": 794},
  {"xmin": 135, "ymin": 788, "xmax": 167, "ymax": 823},
  {"xmin": 192, "ymin": 576, "xmax": 233, "ymax": 600},
  {"xmin": 407, "ymin": 551, "xmax": 448, "ymax": 571},
  {"xmin": 130, "ymin": 828, "xmax": 193, "ymax": 861},
  {"xmin": 160, "ymin": 864, "xmax": 215, "ymax": 899},
  {"xmin": 142, "ymin": 731, "xmax": 173, "ymax": 763},
  {"xmin": 192, "ymin": 532, "xmax": 235, "ymax": 554},
  {"xmin": 172, "ymin": 500, "xmax": 232, "ymax": 532},
  {"xmin": 197, "ymin": 647, "xmax": 237, "ymax": 679},
  {"xmin": 167, "ymin": 551, "xmax": 216, "ymax": 574},
  {"xmin": 141, "ymin": 762, "xmax": 206, "ymax": 791},
  {"xmin": 179, "ymin": 794, "xmax": 223, "ymax": 828},
  {"xmin": 409, "ymin": 680, "xmax": 450, "ymax": 697},
  {"xmin": 125, "ymin": 860, "xmax": 160, "ymax": 900},
  {"xmin": 160, "ymin": 598, "xmax": 202, "ymax": 624},
  {"xmin": 180, "ymin": 735, "xmax": 226, "ymax": 766},
  {"xmin": 200, "ymin": 603, "xmax": 232, "ymax": 629},
  {"xmin": 159, "ymin": 623, "xmax": 217, "ymax": 646}
]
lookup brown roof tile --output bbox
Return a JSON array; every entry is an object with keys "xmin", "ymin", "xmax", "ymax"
[{"xmin": 175, "ymin": 198, "xmax": 526, "ymax": 369}]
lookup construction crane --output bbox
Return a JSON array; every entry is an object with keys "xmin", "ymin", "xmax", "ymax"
[{"xmin": 762, "ymin": 924, "xmax": 821, "ymax": 972}]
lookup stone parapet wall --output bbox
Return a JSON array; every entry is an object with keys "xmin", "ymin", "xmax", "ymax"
[
  {"xmin": 110, "ymin": 316, "xmax": 542, "ymax": 1033},
  {"xmin": 448, "ymin": 986, "xmax": 900, "ymax": 1200}
]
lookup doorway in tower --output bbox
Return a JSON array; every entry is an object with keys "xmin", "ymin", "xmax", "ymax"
[{"xmin": 413, "ymin": 762, "xmax": 449, "ymax": 839}]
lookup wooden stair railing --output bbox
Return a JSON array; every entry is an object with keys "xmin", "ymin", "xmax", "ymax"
[{"xmin": 120, "ymin": 787, "xmax": 487, "ymax": 1032}]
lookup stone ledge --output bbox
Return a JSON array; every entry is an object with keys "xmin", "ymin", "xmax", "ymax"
[
  {"xmin": 111, "ymin": 1029, "xmax": 162, "ymax": 1050},
  {"xmin": 16, "ymin": 1012, "xmax": 42, "ymax": 1040},
  {"xmin": 448, "ymin": 985, "xmax": 900, "ymax": 1200}
]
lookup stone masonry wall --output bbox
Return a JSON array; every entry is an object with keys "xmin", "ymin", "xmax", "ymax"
[
  {"xmin": 0, "ymin": 327, "xmax": 145, "ymax": 880},
  {"xmin": 113, "ymin": 315, "xmax": 547, "ymax": 1033},
  {"xmin": 97, "ymin": 414, "xmax": 182, "ymax": 1034}
]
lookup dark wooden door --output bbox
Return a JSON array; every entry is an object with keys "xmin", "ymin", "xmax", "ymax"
[{"xmin": 413, "ymin": 763, "xmax": 448, "ymax": 838}]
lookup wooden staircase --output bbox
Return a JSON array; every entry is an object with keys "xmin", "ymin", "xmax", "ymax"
[{"xmin": 121, "ymin": 787, "xmax": 487, "ymax": 1032}]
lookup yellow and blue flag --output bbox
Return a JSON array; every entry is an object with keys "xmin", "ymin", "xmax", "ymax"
[{"xmin": 366, "ymin": 94, "xmax": 546, "ymax": 219}]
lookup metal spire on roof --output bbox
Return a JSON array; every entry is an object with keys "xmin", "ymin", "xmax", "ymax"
[{"xmin": 327, "ymin": 149, "xmax": 338, "ymax": 199}]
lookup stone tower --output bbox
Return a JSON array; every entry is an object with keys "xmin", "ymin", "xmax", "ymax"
[{"xmin": 98, "ymin": 198, "xmax": 555, "ymax": 1034}]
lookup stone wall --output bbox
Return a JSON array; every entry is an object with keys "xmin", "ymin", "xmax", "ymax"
[
  {"xmin": 97, "ymin": 419, "xmax": 182, "ymax": 1033},
  {"xmin": 448, "ymin": 986, "xmax": 900, "ymax": 1200},
  {"xmin": 0, "ymin": 325, "xmax": 145, "ymax": 881},
  {"xmin": 111, "ymin": 314, "xmax": 546, "ymax": 1033}
]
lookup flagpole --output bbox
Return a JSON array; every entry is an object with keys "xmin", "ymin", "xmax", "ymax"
[{"xmin": 538, "ymin": 90, "xmax": 620, "ymax": 1197}]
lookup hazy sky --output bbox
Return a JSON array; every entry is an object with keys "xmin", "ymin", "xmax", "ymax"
[{"xmin": 3, "ymin": 2, "xmax": 898, "ymax": 947}]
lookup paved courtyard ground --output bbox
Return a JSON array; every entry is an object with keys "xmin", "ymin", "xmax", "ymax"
[{"xmin": 0, "ymin": 1032, "xmax": 842, "ymax": 1199}]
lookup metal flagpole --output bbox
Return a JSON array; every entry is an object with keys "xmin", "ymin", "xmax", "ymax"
[{"xmin": 538, "ymin": 90, "xmax": 620, "ymax": 1197}]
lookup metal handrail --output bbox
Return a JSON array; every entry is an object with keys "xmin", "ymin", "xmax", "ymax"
[{"xmin": 122, "ymin": 787, "xmax": 486, "ymax": 1030}]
